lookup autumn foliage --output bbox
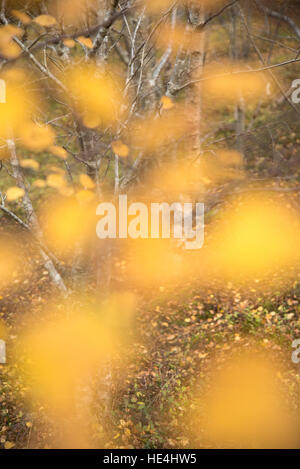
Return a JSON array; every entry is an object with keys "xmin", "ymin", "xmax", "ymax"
[{"xmin": 0, "ymin": 0, "xmax": 299, "ymax": 450}]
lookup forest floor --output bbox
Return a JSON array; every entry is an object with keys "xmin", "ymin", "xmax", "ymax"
[{"xmin": 0, "ymin": 213, "xmax": 300, "ymax": 449}]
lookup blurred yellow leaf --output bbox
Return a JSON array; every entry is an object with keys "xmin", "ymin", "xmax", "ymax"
[
  {"xmin": 50, "ymin": 0, "xmax": 97, "ymax": 27},
  {"xmin": 6, "ymin": 186, "xmax": 25, "ymax": 202},
  {"xmin": 79, "ymin": 174, "xmax": 95, "ymax": 189},
  {"xmin": 77, "ymin": 36, "xmax": 93, "ymax": 49},
  {"xmin": 207, "ymin": 193, "xmax": 300, "ymax": 284},
  {"xmin": 63, "ymin": 63, "xmax": 126, "ymax": 129},
  {"xmin": 46, "ymin": 173, "xmax": 66, "ymax": 189},
  {"xmin": 47, "ymin": 165, "xmax": 65, "ymax": 175},
  {"xmin": 0, "ymin": 68, "xmax": 39, "ymax": 139},
  {"xmin": 203, "ymin": 63, "xmax": 269, "ymax": 106},
  {"xmin": 20, "ymin": 159, "xmax": 40, "ymax": 170},
  {"xmin": 58, "ymin": 186, "xmax": 74, "ymax": 197},
  {"xmin": 160, "ymin": 96, "xmax": 174, "ymax": 110},
  {"xmin": 76, "ymin": 189, "xmax": 95, "ymax": 203},
  {"xmin": 129, "ymin": 105, "xmax": 193, "ymax": 152},
  {"xmin": 0, "ymin": 25, "xmax": 24, "ymax": 58},
  {"xmin": 40, "ymin": 197, "xmax": 95, "ymax": 256},
  {"xmin": 198, "ymin": 350, "xmax": 298, "ymax": 448},
  {"xmin": 32, "ymin": 179, "xmax": 46, "ymax": 189},
  {"xmin": 20, "ymin": 123, "xmax": 55, "ymax": 152},
  {"xmin": 17, "ymin": 293, "xmax": 135, "ymax": 416},
  {"xmin": 34, "ymin": 15, "xmax": 57, "ymax": 27},
  {"xmin": 63, "ymin": 38, "xmax": 76, "ymax": 48},
  {"xmin": 112, "ymin": 140, "xmax": 129, "ymax": 158},
  {"xmin": 49, "ymin": 145, "xmax": 68, "ymax": 160},
  {"xmin": 4, "ymin": 441, "xmax": 15, "ymax": 449},
  {"xmin": 82, "ymin": 113, "xmax": 101, "ymax": 129},
  {"xmin": 11, "ymin": 10, "xmax": 31, "ymax": 25}
]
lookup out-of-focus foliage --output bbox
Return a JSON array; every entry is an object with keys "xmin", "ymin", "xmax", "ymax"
[
  {"xmin": 0, "ymin": 68, "xmax": 39, "ymax": 139},
  {"xmin": 0, "ymin": 0, "xmax": 299, "ymax": 451},
  {"xmin": 39, "ymin": 196, "xmax": 96, "ymax": 258},
  {"xmin": 62, "ymin": 63, "xmax": 127, "ymax": 129},
  {"xmin": 193, "ymin": 349, "xmax": 298, "ymax": 448},
  {"xmin": 16, "ymin": 293, "xmax": 135, "ymax": 447},
  {"xmin": 202, "ymin": 63, "xmax": 271, "ymax": 107},
  {"xmin": 206, "ymin": 193, "xmax": 300, "ymax": 285}
]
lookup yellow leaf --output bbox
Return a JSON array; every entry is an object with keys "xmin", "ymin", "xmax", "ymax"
[
  {"xmin": 82, "ymin": 113, "xmax": 101, "ymax": 129},
  {"xmin": 46, "ymin": 174, "xmax": 66, "ymax": 189},
  {"xmin": 26, "ymin": 422, "xmax": 33, "ymax": 428},
  {"xmin": 58, "ymin": 186, "xmax": 74, "ymax": 197},
  {"xmin": 203, "ymin": 63, "xmax": 269, "ymax": 106},
  {"xmin": 34, "ymin": 15, "xmax": 57, "ymax": 27},
  {"xmin": 40, "ymin": 196, "xmax": 95, "ymax": 256},
  {"xmin": 76, "ymin": 190, "xmax": 95, "ymax": 204},
  {"xmin": 0, "ymin": 25, "xmax": 24, "ymax": 38},
  {"xmin": 0, "ymin": 25, "xmax": 24, "ymax": 58},
  {"xmin": 63, "ymin": 38, "xmax": 76, "ymax": 48},
  {"xmin": 0, "ymin": 41, "xmax": 21, "ymax": 59},
  {"xmin": 47, "ymin": 165, "xmax": 65, "ymax": 175},
  {"xmin": 77, "ymin": 36, "xmax": 93, "ymax": 49},
  {"xmin": 49, "ymin": 0, "xmax": 96, "ymax": 28},
  {"xmin": 63, "ymin": 64, "xmax": 126, "ymax": 129},
  {"xmin": 20, "ymin": 159, "xmax": 40, "ymax": 170},
  {"xmin": 11, "ymin": 10, "xmax": 32, "ymax": 25},
  {"xmin": 49, "ymin": 145, "xmax": 68, "ymax": 160},
  {"xmin": 20, "ymin": 123, "xmax": 55, "ymax": 152},
  {"xmin": 112, "ymin": 140, "xmax": 129, "ymax": 158},
  {"xmin": 0, "ymin": 69, "xmax": 39, "ymax": 138},
  {"xmin": 79, "ymin": 174, "xmax": 95, "ymax": 189},
  {"xmin": 4, "ymin": 441, "xmax": 15, "ymax": 449},
  {"xmin": 129, "ymin": 105, "xmax": 191, "ymax": 152},
  {"xmin": 160, "ymin": 96, "xmax": 174, "ymax": 110},
  {"xmin": 6, "ymin": 186, "xmax": 25, "ymax": 202},
  {"xmin": 32, "ymin": 179, "xmax": 46, "ymax": 189}
]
